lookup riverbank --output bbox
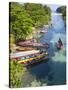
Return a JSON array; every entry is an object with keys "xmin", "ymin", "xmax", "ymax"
[{"xmin": 9, "ymin": 3, "xmax": 66, "ymax": 88}]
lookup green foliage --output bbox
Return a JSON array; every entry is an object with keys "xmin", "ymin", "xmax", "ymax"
[
  {"xmin": 24, "ymin": 3, "xmax": 51, "ymax": 27},
  {"xmin": 30, "ymin": 79, "xmax": 47, "ymax": 87},
  {"xmin": 31, "ymin": 79, "xmax": 41, "ymax": 87},
  {"xmin": 56, "ymin": 6, "xmax": 66, "ymax": 25},
  {"xmin": 9, "ymin": 2, "xmax": 51, "ymax": 41},
  {"xmin": 9, "ymin": 2, "xmax": 33, "ymax": 41},
  {"xmin": 9, "ymin": 3, "xmax": 51, "ymax": 87},
  {"xmin": 9, "ymin": 60, "xmax": 26, "ymax": 88}
]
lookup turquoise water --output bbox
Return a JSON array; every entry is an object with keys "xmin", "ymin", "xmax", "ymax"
[{"xmin": 21, "ymin": 13, "xmax": 66, "ymax": 87}]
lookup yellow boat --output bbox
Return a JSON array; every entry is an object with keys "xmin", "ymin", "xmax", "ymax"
[
  {"xmin": 16, "ymin": 47, "xmax": 36, "ymax": 51},
  {"xmin": 18, "ymin": 52, "xmax": 48, "ymax": 64}
]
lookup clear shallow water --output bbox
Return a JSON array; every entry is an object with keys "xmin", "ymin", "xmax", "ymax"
[{"xmin": 22, "ymin": 13, "xmax": 66, "ymax": 86}]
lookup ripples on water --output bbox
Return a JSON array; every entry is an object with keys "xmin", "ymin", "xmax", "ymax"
[{"xmin": 22, "ymin": 13, "xmax": 66, "ymax": 87}]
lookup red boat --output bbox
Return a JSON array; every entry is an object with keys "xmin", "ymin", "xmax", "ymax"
[
  {"xmin": 17, "ymin": 40, "xmax": 49, "ymax": 48},
  {"xmin": 10, "ymin": 50, "xmax": 49, "ymax": 66},
  {"xmin": 56, "ymin": 38, "xmax": 63, "ymax": 49}
]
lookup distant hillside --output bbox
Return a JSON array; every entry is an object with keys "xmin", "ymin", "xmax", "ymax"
[{"xmin": 56, "ymin": 6, "xmax": 66, "ymax": 26}]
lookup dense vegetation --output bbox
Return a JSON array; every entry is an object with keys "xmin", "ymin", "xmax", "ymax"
[
  {"xmin": 9, "ymin": 2, "xmax": 51, "ymax": 87},
  {"xmin": 9, "ymin": 60, "xmax": 26, "ymax": 88},
  {"xmin": 9, "ymin": 2, "xmax": 51, "ymax": 41},
  {"xmin": 9, "ymin": 2, "xmax": 33, "ymax": 41},
  {"xmin": 24, "ymin": 3, "xmax": 51, "ymax": 27},
  {"xmin": 9, "ymin": 60, "xmax": 47, "ymax": 87},
  {"xmin": 56, "ymin": 6, "xmax": 66, "ymax": 25}
]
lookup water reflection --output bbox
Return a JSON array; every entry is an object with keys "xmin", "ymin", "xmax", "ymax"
[
  {"xmin": 47, "ymin": 60, "xmax": 66, "ymax": 85},
  {"xmin": 28, "ymin": 62, "xmax": 50, "ymax": 79},
  {"xmin": 22, "ymin": 13, "xmax": 66, "ymax": 86}
]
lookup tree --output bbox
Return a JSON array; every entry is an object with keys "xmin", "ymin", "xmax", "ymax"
[
  {"xmin": 56, "ymin": 6, "xmax": 66, "ymax": 25},
  {"xmin": 9, "ymin": 60, "xmax": 26, "ymax": 88},
  {"xmin": 9, "ymin": 2, "xmax": 33, "ymax": 41},
  {"xmin": 9, "ymin": 2, "xmax": 51, "ymax": 41},
  {"xmin": 24, "ymin": 3, "xmax": 51, "ymax": 27}
]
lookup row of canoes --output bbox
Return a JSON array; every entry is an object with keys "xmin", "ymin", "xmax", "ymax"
[
  {"xmin": 10, "ymin": 50, "xmax": 49, "ymax": 66},
  {"xmin": 18, "ymin": 52, "xmax": 48, "ymax": 66},
  {"xmin": 16, "ymin": 38, "xmax": 63, "ymax": 51},
  {"xmin": 10, "ymin": 38, "xmax": 63, "ymax": 66}
]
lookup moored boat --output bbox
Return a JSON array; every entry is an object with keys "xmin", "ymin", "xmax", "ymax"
[
  {"xmin": 56, "ymin": 38, "xmax": 63, "ymax": 49},
  {"xmin": 16, "ymin": 47, "xmax": 36, "ymax": 52},
  {"xmin": 10, "ymin": 50, "xmax": 40, "ymax": 59},
  {"xmin": 17, "ymin": 40, "xmax": 49, "ymax": 48},
  {"xmin": 10, "ymin": 50, "xmax": 49, "ymax": 66},
  {"xmin": 18, "ymin": 52, "xmax": 48, "ymax": 66}
]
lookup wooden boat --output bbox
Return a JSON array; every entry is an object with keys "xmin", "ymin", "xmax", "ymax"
[
  {"xmin": 56, "ymin": 38, "xmax": 63, "ymax": 49},
  {"xmin": 10, "ymin": 50, "xmax": 40, "ymax": 59},
  {"xmin": 16, "ymin": 47, "xmax": 36, "ymax": 51},
  {"xmin": 56, "ymin": 43, "xmax": 63, "ymax": 49},
  {"xmin": 18, "ymin": 52, "xmax": 48, "ymax": 65},
  {"xmin": 10, "ymin": 50, "xmax": 49, "ymax": 65},
  {"xmin": 17, "ymin": 40, "xmax": 49, "ymax": 48}
]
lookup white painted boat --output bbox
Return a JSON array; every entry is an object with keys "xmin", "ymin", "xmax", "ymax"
[{"xmin": 10, "ymin": 50, "xmax": 40, "ymax": 58}]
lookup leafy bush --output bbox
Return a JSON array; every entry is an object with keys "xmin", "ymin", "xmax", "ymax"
[
  {"xmin": 56, "ymin": 6, "xmax": 66, "ymax": 25},
  {"xmin": 31, "ymin": 79, "xmax": 41, "ymax": 87},
  {"xmin": 9, "ymin": 60, "xmax": 26, "ymax": 88},
  {"xmin": 9, "ymin": 2, "xmax": 33, "ymax": 41},
  {"xmin": 9, "ymin": 2, "xmax": 51, "ymax": 41},
  {"xmin": 24, "ymin": 3, "xmax": 51, "ymax": 27},
  {"xmin": 30, "ymin": 79, "xmax": 47, "ymax": 87}
]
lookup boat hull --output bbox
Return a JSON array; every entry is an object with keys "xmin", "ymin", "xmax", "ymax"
[
  {"xmin": 20, "ymin": 56, "xmax": 49, "ymax": 66},
  {"xmin": 56, "ymin": 43, "xmax": 63, "ymax": 50}
]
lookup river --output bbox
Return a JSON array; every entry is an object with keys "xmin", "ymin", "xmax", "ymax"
[{"xmin": 21, "ymin": 12, "xmax": 66, "ymax": 87}]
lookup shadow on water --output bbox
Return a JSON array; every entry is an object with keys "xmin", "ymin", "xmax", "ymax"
[
  {"xmin": 47, "ymin": 59, "xmax": 66, "ymax": 85},
  {"xmin": 27, "ymin": 61, "xmax": 50, "ymax": 79},
  {"xmin": 25, "ymin": 43, "xmax": 56, "ymax": 79},
  {"xmin": 47, "ymin": 42, "xmax": 57, "ymax": 57},
  {"xmin": 26, "ymin": 58, "xmax": 66, "ymax": 86},
  {"xmin": 21, "ymin": 41, "xmax": 66, "ymax": 86},
  {"xmin": 21, "ymin": 12, "xmax": 66, "ymax": 87}
]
